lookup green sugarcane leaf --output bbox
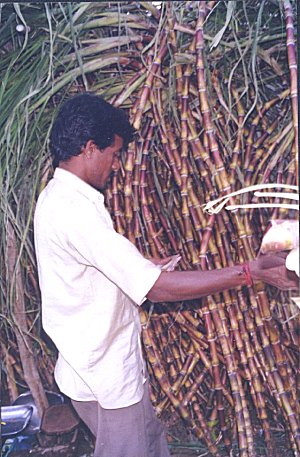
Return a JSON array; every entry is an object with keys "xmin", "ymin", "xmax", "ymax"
[{"xmin": 209, "ymin": 1, "xmax": 235, "ymax": 51}]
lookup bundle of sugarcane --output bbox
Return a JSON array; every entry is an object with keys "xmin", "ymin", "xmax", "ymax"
[
  {"xmin": 103, "ymin": 2, "xmax": 299, "ymax": 456},
  {"xmin": 0, "ymin": 1, "xmax": 298, "ymax": 455}
]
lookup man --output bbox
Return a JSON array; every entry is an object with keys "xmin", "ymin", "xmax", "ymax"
[{"xmin": 34, "ymin": 93, "xmax": 297, "ymax": 457}]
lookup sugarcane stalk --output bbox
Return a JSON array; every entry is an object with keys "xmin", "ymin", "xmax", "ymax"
[
  {"xmin": 6, "ymin": 221, "xmax": 49, "ymax": 417},
  {"xmin": 1, "ymin": 345, "xmax": 19, "ymax": 402},
  {"xmin": 281, "ymin": 0, "xmax": 298, "ymax": 186},
  {"xmin": 133, "ymin": 35, "xmax": 168, "ymax": 130},
  {"xmin": 141, "ymin": 311, "xmax": 222, "ymax": 456},
  {"xmin": 243, "ymin": 89, "xmax": 290, "ymax": 168}
]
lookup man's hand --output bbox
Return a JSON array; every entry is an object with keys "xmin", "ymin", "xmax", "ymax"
[{"xmin": 249, "ymin": 253, "xmax": 299, "ymax": 290}]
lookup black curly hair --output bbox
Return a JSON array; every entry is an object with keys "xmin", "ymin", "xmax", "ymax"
[{"xmin": 50, "ymin": 93, "xmax": 135, "ymax": 166}]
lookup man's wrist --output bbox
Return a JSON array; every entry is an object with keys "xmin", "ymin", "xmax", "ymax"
[
  {"xmin": 238, "ymin": 262, "xmax": 254, "ymax": 286},
  {"xmin": 242, "ymin": 263, "xmax": 253, "ymax": 286}
]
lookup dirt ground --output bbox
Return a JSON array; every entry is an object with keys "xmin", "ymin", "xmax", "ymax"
[
  {"xmin": 2, "ymin": 417, "xmax": 295, "ymax": 457},
  {"xmin": 2, "ymin": 429, "xmax": 201, "ymax": 457}
]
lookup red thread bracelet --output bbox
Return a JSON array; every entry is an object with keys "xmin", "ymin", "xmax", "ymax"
[{"xmin": 242, "ymin": 263, "xmax": 253, "ymax": 286}]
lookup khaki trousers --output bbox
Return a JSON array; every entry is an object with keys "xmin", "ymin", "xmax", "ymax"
[{"xmin": 71, "ymin": 380, "xmax": 171, "ymax": 457}]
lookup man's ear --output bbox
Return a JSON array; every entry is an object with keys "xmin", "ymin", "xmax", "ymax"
[{"xmin": 82, "ymin": 140, "xmax": 96, "ymax": 159}]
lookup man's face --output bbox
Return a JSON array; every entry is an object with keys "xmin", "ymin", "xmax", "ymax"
[{"xmin": 88, "ymin": 135, "xmax": 124, "ymax": 190}]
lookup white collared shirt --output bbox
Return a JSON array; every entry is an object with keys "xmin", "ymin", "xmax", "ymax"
[{"xmin": 34, "ymin": 168, "xmax": 161, "ymax": 408}]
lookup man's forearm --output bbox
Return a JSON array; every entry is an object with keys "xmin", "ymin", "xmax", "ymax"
[{"xmin": 147, "ymin": 265, "xmax": 248, "ymax": 302}]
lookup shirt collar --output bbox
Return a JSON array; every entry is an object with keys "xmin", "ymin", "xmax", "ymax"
[{"xmin": 53, "ymin": 168, "xmax": 104, "ymax": 204}]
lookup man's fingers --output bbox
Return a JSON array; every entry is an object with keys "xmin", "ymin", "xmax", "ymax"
[
  {"xmin": 265, "ymin": 266, "xmax": 299, "ymax": 290},
  {"xmin": 273, "ymin": 251, "xmax": 289, "ymax": 260},
  {"xmin": 257, "ymin": 254, "xmax": 286, "ymax": 269}
]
